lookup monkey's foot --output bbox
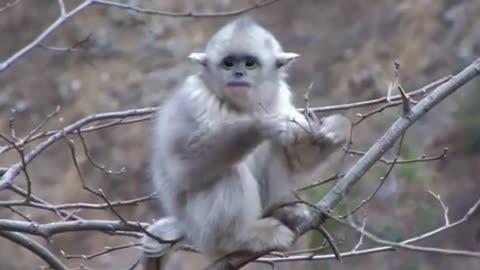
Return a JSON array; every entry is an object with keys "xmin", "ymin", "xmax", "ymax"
[{"xmin": 263, "ymin": 217, "xmax": 296, "ymax": 251}]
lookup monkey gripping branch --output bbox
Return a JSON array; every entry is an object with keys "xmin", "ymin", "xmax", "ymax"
[{"xmin": 212, "ymin": 58, "xmax": 480, "ymax": 269}]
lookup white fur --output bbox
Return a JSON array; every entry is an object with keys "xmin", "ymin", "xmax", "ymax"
[{"xmin": 142, "ymin": 17, "xmax": 351, "ymax": 269}]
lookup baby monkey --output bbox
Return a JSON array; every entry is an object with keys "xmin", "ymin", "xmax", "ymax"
[{"xmin": 142, "ymin": 17, "xmax": 351, "ymax": 269}]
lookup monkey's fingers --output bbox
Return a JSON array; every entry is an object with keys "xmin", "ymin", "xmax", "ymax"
[{"xmin": 303, "ymin": 109, "xmax": 324, "ymax": 135}]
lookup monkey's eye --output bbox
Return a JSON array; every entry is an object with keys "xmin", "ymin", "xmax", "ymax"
[
  {"xmin": 244, "ymin": 56, "xmax": 258, "ymax": 69},
  {"xmin": 222, "ymin": 57, "xmax": 235, "ymax": 69}
]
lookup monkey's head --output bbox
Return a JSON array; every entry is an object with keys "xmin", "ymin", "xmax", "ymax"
[{"xmin": 189, "ymin": 17, "xmax": 299, "ymax": 112}]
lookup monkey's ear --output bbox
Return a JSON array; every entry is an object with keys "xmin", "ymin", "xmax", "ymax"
[
  {"xmin": 276, "ymin": 52, "xmax": 300, "ymax": 68},
  {"xmin": 188, "ymin": 52, "xmax": 208, "ymax": 66}
]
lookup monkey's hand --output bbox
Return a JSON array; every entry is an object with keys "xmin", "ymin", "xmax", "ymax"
[
  {"xmin": 276, "ymin": 112, "xmax": 350, "ymax": 172},
  {"xmin": 273, "ymin": 109, "xmax": 351, "ymax": 147},
  {"xmin": 255, "ymin": 113, "xmax": 291, "ymax": 139},
  {"xmin": 310, "ymin": 113, "xmax": 351, "ymax": 148}
]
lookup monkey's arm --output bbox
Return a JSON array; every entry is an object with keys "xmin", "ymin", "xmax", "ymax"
[
  {"xmin": 256, "ymin": 111, "xmax": 350, "ymax": 208},
  {"xmin": 174, "ymin": 115, "xmax": 285, "ymax": 186}
]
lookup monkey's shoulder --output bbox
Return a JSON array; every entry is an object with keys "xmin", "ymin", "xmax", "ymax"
[{"xmin": 157, "ymin": 75, "xmax": 240, "ymax": 133}]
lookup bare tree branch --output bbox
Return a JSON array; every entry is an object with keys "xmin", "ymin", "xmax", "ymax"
[
  {"xmin": 318, "ymin": 58, "xmax": 478, "ymax": 214},
  {"xmin": 0, "ymin": 193, "xmax": 156, "ymax": 211},
  {"xmin": 306, "ymin": 75, "xmax": 451, "ymax": 112},
  {"xmin": 0, "ymin": 230, "xmax": 68, "ymax": 270},
  {"xmin": 256, "ymin": 194, "xmax": 480, "ymax": 264},
  {"xmin": 341, "ymin": 132, "xmax": 406, "ymax": 218},
  {"xmin": 0, "ymin": 219, "xmax": 150, "ymax": 237},
  {"xmin": 0, "ymin": 107, "xmax": 156, "ymax": 189},
  {"xmin": 0, "ymin": 0, "xmax": 281, "ymax": 72},
  {"xmin": 346, "ymin": 147, "xmax": 448, "ymax": 165},
  {"xmin": 0, "ymin": 109, "xmax": 155, "ymax": 156},
  {"xmin": 0, "ymin": 134, "xmax": 32, "ymax": 200},
  {"xmin": 91, "ymin": 0, "xmax": 281, "ymax": 17},
  {"xmin": 0, "ymin": 0, "xmax": 21, "ymax": 13},
  {"xmin": 328, "ymin": 196, "xmax": 480, "ymax": 258},
  {"xmin": 0, "ymin": 0, "xmax": 91, "ymax": 72}
]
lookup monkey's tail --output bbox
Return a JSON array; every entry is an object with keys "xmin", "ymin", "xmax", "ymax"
[{"xmin": 140, "ymin": 217, "xmax": 184, "ymax": 270}]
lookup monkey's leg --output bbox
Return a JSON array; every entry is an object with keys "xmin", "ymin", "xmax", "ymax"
[{"xmin": 205, "ymin": 218, "xmax": 296, "ymax": 270}]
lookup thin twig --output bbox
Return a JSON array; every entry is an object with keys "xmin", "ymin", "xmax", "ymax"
[
  {"xmin": 62, "ymin": 242, "xmax": 140, "ymax": 260},
  {"xmin": 352, "ymin": 217, "xmax": 367, "ymax": 251},
  {"xmin": 296, "ymin": 174, "xmax": 342, "ymax": 191},
  {"xmin": 0, "ymin": 134, "xmax": 32, "ymax": 200},
  {"xmin": 7, "ymin": 206, "xmax": 32, "ymax": 221},
  {"xmin": 427, "ymin": 191, "xmax": 450, "ymax": 225},
  {"xmin": 316, "ymin": 225, "xmax": 341, "ymax": 261},
  {"xmin": 39, "ymin": 33, "xmax": 93, "ymax": 53},
  {"xmin": 56, "ymin": 0, "xmax": 66, "ymax": 16},
  {"xmin": 353, "ymin": 101, "xmax": 402, "ymax": 126},
  {"xmin": 386, "ymin": 61, "xmax": 401, "ymax": 102},
  {"xmin": 23, "ymin": 106, "xmax": 60, "ymax": 143},
  {"xmin": 76, "ymin": 129, "xmax": 126, "ymax": 175},
  {"xmin": 340, "ymin": 130, "xmax": 406, "ymax": 218},
  {"xmin": 346, "ymin": 147, "xmax": 448, "ymax": 165},
  {"xmin": 8, "ymin": 109, "xmax": 18, "ymax": 140}
]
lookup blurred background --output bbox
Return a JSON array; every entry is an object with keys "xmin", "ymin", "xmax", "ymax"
[{"xmin": 0, "ymin": 0, "xmax": 479, "ymax": 269}]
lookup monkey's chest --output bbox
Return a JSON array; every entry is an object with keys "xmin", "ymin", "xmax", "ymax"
[{"xmin": 186, "ymin": 164, "xmax": 262, "ymax": 228}]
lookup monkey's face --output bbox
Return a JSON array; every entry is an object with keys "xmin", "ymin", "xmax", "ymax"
[
  {"xmin": 220, "ymin": 54, "xmax": 258, "ymax": 88},
  {"xmin": 204, "ymin": 52, "xmax": 281, "ymax": 111}
]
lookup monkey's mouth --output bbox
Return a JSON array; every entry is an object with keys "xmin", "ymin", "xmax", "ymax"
[{"xmin": 226, "ymin": 81, "xmax": 251, "ymax": 88}]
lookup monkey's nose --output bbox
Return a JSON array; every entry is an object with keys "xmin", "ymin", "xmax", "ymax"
[{"xmin": 234, "ymin": 71, "xmax": 245, "ymax": 77}]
